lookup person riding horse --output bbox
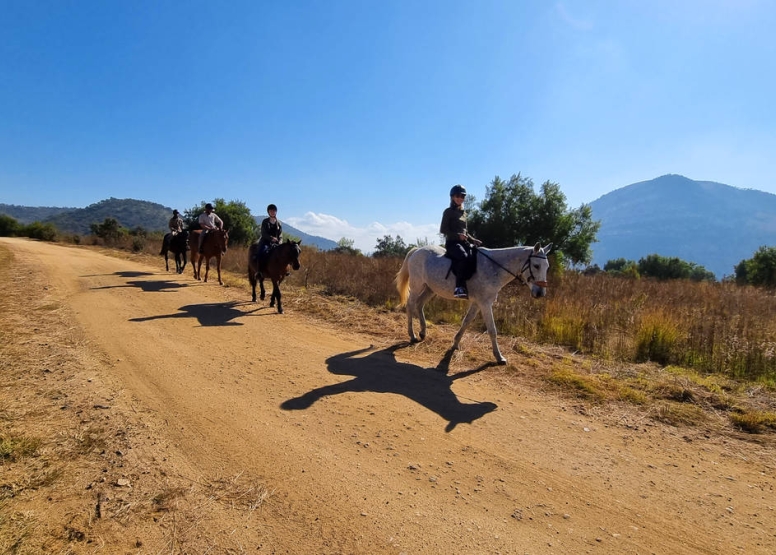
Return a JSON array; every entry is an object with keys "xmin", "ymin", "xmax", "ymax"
[
  {"xmin": 160, "ymin": 209, "xmax": 185, "ymax": 255},
  {"xmin": 257, "ymin": 203, "xmax": 283, "ymax": 270},
  {"xmin": 197, "ymin": 203, "xmax": 224, "ymax": 254},
  {"xmin": 440, "ymin": 184, "xmax": 481, "ymax": 299}
]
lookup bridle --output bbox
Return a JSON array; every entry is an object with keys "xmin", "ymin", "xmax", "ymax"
[{"xmin": 476, "ymin": 248, "xmax": 548, "ymax": 288}]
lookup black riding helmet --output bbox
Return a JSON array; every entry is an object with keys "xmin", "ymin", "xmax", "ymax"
[
  {"xmin": 267, "ymin": 204, "xmax": 278, "ymax": 212},
  {"xmin": 450, "ymin": 184, "xmax": 467, "ymax": 197},
  {"xmin": 172, "ymin": 209, "xmax": 179, "ymax": 215},
  {"xmin": 205, "ymin": 203, "xmax": 214, "ymax": 211}
]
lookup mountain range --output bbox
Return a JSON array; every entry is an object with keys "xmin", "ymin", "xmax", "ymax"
[
  {"xmin": 3, "ymin": 175, "xmax": 775, "ymax": 276},
  {"xmin": 0, "ymin": 198, "xmax": 338, "ymax": 251},
  {"xmin": 588, "ymin": 174, "xmax": 776, "ymax": 278}
]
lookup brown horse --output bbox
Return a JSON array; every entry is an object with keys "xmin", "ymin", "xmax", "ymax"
[
  {"xmin": 248, "ymin": 240, "xmax": 301, "ymax": 314},
  {"xmin": 188, "ymin": 229, "xmax": 229, "ymax": 285}
]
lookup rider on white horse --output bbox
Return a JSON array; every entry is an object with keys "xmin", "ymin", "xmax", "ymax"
[{"xmin": 439, "ymin": 184, "xmax": 481, "ymax": 299}]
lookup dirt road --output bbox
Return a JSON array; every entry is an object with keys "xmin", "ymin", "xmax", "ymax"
[{"xmin": 2, "ymin": 237, "xmax": 775, "ymax": 554}]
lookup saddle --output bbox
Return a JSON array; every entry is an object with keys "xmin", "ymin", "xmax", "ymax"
[
  {"xmin": 444, "ymin": 244, "xmax": 478, "ymax": 282},
  {"xmin": 255, "ymin": 242, "xmax": 279, "ymax": 273}
]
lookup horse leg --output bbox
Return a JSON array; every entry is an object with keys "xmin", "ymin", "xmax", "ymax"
[
  {"xmin": 195, "ymin": 257, "xmax": 203, "ymax": 281},
  {"xmin": 415, "ymin": 286, "xmax": 434, "ymax": 341},
  {"xmin": 249, "ymin": 268, "xmax": 257, "ymax": 302},
  {"xmin": 480, "ymin": 304, "xmax": 507, "ymax": 364},
  {"xmin": 451, "ymin": 303, "xmax": 481, "ymax": 351},
  {"xmin": 259, "ymin": 273, "xmax": 266, "ymax": 301},
  {"xmin": 272, "ymin": 278, "xmax": 282, "ymax": 313},
  {"xmin": 203, "ymin": 257, "xmax": 210, "ymax": 283},
  {"xmin": 216, "ymin": 255, "xmax": 223, "ymax": 285},
  {"xmin": 164, "ymin": 252, "xmax": 169, "ymax": 272}
]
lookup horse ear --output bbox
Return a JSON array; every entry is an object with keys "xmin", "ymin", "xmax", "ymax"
[
  {"xmin": 533, "ymin": 242, "xmax": 541, "ymax": 253},
  {"xmin": 543, "ymin": 242, "xmax": 553, "ymax": 254}
]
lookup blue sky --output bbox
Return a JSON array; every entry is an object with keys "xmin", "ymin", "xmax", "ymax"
[{"xmin": 1, "ymin": 0, "xmax": 774, "ymax": 253}]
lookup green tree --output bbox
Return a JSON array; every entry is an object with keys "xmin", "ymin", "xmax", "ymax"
[
  {"xmin": 735, "ymin": 246, "xmax": 776, "ymax": 287},
  {"xmin": 604, "ymin": 258, "xmax": 640, "ymax": 277},
  {"xmin": 89, "ymin": 218, "xmax": 125, "ymax": 243},
  {"xmin": 332, "ymin": 237, "xmax": 362, "ymax": 256},
  {"xmin": 0, "ymin": 214, "xmax": 21, "ymax": 236},
  {"xmin": 373, "ymin": 235, "xmax": 410, "ymax": 258},
  {"xmin": 467, "ymin": 174, "xmax": 600, "ymax": 266},
  {"xmin": 184, "ymin": 199, "xmax": 258, "ymax": 247},
  {"xmin": 24, "ymin": 221, "xmax": 57, "ymax": 241},
  {"xmin": 637, "ymin": 254, "xmax": 715, "ymax": 282}
]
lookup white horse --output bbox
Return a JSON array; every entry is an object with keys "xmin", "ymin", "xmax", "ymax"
[{"xmin": 395, "ymin": 243, "xmax": 552, "ymax": 364}]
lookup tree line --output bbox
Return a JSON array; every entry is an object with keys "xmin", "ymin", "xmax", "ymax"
[{"xmin": 3, "ymin": 174, "xmax": 776, "ymax": 287}]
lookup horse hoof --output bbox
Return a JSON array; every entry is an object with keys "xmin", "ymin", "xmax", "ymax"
[
  {"xmin": 497, "ymin": 358, "xmax": 508, "ymax": 365},
  {"xmin": 260, "ymin": 293, "xmax": 265, "ymax": 301},
  {"xmin": 278, "ymin": 308, "xmax": 284, "ymax": 314},
  {"xmin": 410, "ymin": 337, "xmax": 420, "ymax": 344}
]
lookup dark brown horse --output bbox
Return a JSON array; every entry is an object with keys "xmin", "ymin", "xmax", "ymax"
[
  {"xmin": 188, "ymin": 229, "xmax": 229, "ymax": 285},
  {"xmin": 160, "ymin": 230, "xmax": 189, "ymax": 274},
  {"xmin": 248, "ymin": 240, "xmax": 301, "ymax": 313}
]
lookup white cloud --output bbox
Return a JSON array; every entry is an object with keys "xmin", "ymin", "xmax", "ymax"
[
  {"xmin": 286, "ymin": 212, "xmax": 440, "ymax": 254},
  {"xmin": 555, "ymin": 2, "xmax": 594, "ymax": 31}
]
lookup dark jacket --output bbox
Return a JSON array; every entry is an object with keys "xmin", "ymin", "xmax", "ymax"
[
  {"xmin": 259, "ymin": 217, "xmax": 282, "ymax": 246},
  {"xmin": 440, "ymin": 202, "xmax": 468, "ymax": 242}
]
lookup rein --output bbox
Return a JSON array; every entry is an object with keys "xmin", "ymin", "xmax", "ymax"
[{"xmin": 476, "ymin": 247, "xmax": 547, "ymax": 286}]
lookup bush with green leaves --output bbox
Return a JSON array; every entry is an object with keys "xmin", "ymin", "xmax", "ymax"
[{"xmin": 735, "ymin": 246, "xmax": 776, "ymax": 288}]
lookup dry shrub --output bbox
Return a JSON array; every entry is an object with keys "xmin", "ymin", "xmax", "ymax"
[{"xmin": 729, "ymin": 410, "xmax": 776, "ymax": 433}]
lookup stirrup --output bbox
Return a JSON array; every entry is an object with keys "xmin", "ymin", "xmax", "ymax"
[{"xmin": 453, "ymin": 287, "xmax": 468, "ymax": 299}]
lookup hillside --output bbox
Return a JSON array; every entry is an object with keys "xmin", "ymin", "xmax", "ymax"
[
  {"xmin": 589, "ymin": 174, "xmax": 776, "ymax": 277},
  {"xmin": 0, "ymin": 198, "xmax": 337, "ymax": 251}
]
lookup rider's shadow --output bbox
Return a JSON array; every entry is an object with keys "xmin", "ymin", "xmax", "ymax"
[
  {"xmin": 281, "ymin": 344, "xmax": 497, "ymax": 432},
  {"xmin": 89, "ymin": 272, "xmax": 188, "ymax": 293},
  {"xmin": 129, "ymin": 301, "xmax": 260, "ymax": 327}
]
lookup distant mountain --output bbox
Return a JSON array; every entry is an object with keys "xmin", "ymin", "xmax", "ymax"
[
  {"xmin": 1, "ymin": 198, "xmax": 170, "ymax": 235},
  {"xmin": 0, "ymin": 203, "xmax": 75, "ymax": 223},
  {"xmin": 254, "ymin": 217, "xmax": 338, "ymax": 251},
  {"xmin": 0, "ymin": 198, "xmax": 338, "ymax": 251},
  {"xmin": 589, "ymin": 174, "xmax": 776, "ymax": 278}
]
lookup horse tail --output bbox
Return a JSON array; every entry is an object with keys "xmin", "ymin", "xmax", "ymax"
[{"xmin": 395, "ymin": 247, "xmax": 417, "ymax": 308}]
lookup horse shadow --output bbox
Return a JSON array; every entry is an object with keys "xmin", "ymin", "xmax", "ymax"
[
  {"xmin": 280, "ymin": 344, "xmax": 498, "ymax": 432},
  {"xmin": 89, "ymin": 271, "xmax": 189, "ymax": 293},
  {"xmin": 129, "ymin": 301, "xmax": 261, "ymax": 327}
]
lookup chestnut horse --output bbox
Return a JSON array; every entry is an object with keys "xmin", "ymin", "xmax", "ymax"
[
  {"xmin": 248, "ymin": 240, "xmax": 301, "ymax": 314},
  {"xmin": 187, "ymin": 229, "xmax": 229, "ymax": 285},
  {"xmin": 160, "ymin": 230, "xmax": 189, "ymax": 274}
]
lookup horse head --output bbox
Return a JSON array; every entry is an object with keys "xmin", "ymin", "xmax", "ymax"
[
  {"xmin": 287, "ymin": 239, "xmax": 302, "ymax": 270},
  {"xmin": 522, "ymin": 242, "xmax": 552, "ymax": 298},
  {"xmin": 218, "ymin": 229, "xmax": 229, "ymax": 254}
]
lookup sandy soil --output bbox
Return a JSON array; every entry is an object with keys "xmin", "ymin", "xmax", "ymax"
[{"xmin": 1, "ymin": 237, "xmax": 775, "ymax": 554}]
